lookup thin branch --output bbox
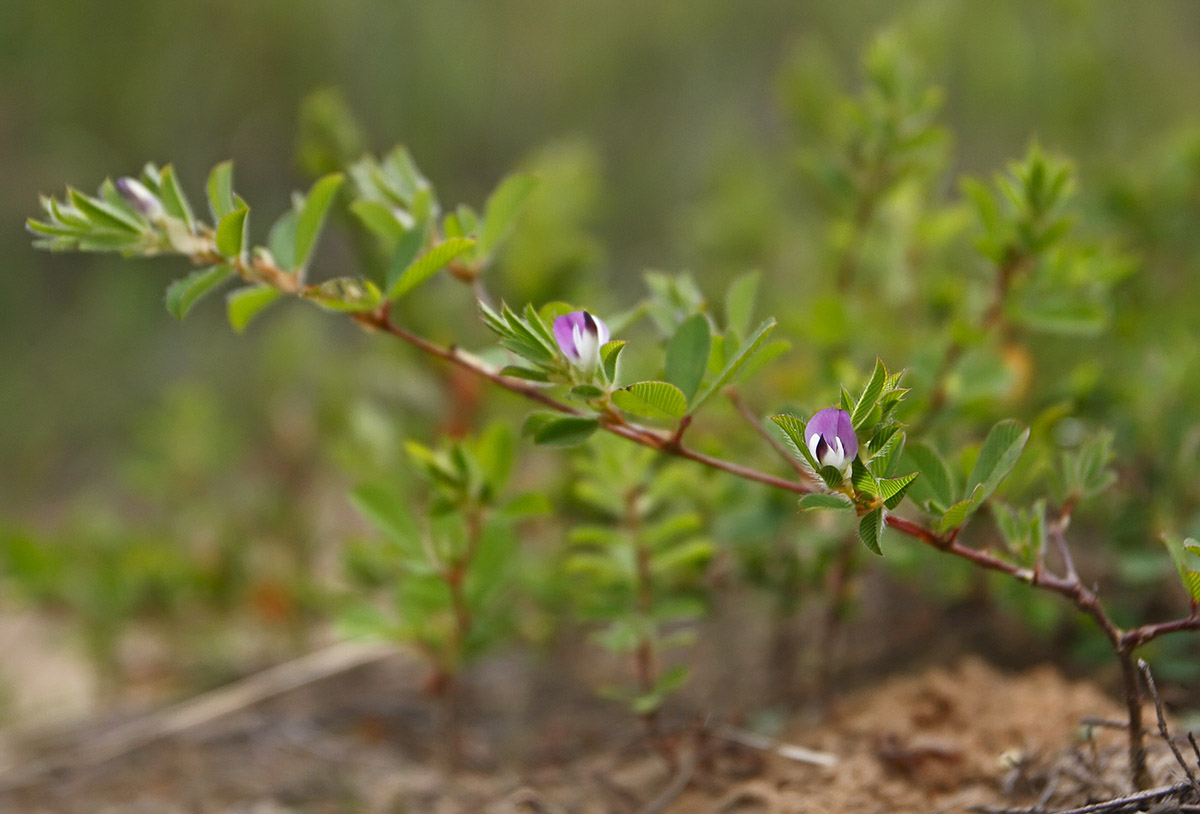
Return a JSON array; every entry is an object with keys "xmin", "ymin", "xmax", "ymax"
[
  {"xmin": 970, "ymin": 782, "xmax": 1192, "ymax": 814},
  {"xmin": 358, "ymin": 306, "xmax": 818, "ymax": 497},
  {"xmin": 356, "ymin": 305, "xmax": 1200, "ymax": 662},
  {"xmin": 1139, "ymin": 659, "xmax": 1200, "ymax": 793},
  {"xmin": 727, "ymin": 389, "xmax": 812, "ymax": 481},
  {"xmin": 1049, "ymin": 505, "xmax": 1080, "ymax": 583}
]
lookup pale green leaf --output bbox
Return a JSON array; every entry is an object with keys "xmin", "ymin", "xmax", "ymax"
[
  {"xmin": 165, "ymin": 264, "xmax": 234, "ymax": 320},
  {"xmin": 350, "ymin": 200, "xmax": 406, "ymax": 251},
  {"xmin": 226, "ymin": 285, "xmax": 282, "ymax": 333},
  {"xmin": 524, "ymin": 414, "xmax": 599, "ymax": 447},
  {"xmin": 215, "ymin": 206, "xmax": 249, "ymax": 258},
  {"xmin": 480, "ymin": 172, "xmax": 537, "ymax": 255},
  {"xmin": 859, "ymin": 508, "xmax": 884, "ymax": 556},
  {"xmin": 158, "ymin": 164, "xmax": 195, "ymax": 231},
  {"xmin": 880, "ymin": 472, "xmax": 919, "ymax": 509},
  {"xmin": 294, "ymin": 173, "xmax": 345, "ymax": 270},
  {"xmin": 966, "ymin": 419, "xmax": 1030, "ymax": 503},
  {"xmin": 724, "ymin": 270, "xmax": 760, "ymax": 339},
  {"xmin": 798, "ymin": 493, "xmax": 854, "ymax": 511},
  {"xmin": 612, "ymin": 381, "xmax": 688, "ymax": 420},
  {"xmin": 68, "ymin": 188, "xmax": 142, "ymax": 233},
  {"xmin": 937, "ymin": 485, "xmax": 984, "ymax": 534},
  {"xmin": 903, "ymin": 442, "xmax": 955, "ymax": 510},
  {"xmin": 387, "ymin": 237, "xmax": 476, "ymax": 300},
  {"xmin": 851, "ymin": 358, "xmax": 888, "ymax": 430},
  {"xmin": 689, "ymin": 318, "xmax": 777, "ymax": 412},
  {"xmin": 303, "ymin": 277, "xmax": 383, "ymax": 312},
  {"xmin": 664, "ymin": 313, "xmax": 711, "ymax": 402},
  {"xmin": 206, "ymin": 160, "xmax": 235, "ymax": 221}
]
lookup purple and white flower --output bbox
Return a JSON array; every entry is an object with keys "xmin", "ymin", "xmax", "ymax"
[
  {"xmin": 806, "ymin": 408, "xmax": 858, "ymax": 470},
  {"xmin": 553, "ymin": 310, "xmax": 609, "ymax": 375},
  {"xmin": 115, "ymin": 177, "xmax": 164, "ymax": 221}
]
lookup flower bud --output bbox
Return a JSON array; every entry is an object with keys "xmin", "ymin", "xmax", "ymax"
[
  {"xmin": 115, "ymin": 177, "xmax": 164, "ymax": 221},
  {"xmin": 553, "ymin": 310, "xmax": 610, "ymax": 374},
  {"xmin": 806, "ymin": 408, "xmax": 858, "ymax": 470}
]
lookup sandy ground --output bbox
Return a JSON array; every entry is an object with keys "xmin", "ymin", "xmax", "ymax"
[{"xmin": 0, "ymin": 642, "xmax": 1192, "ymax": 814}]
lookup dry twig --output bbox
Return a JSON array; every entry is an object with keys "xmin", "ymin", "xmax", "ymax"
[{"xmin": 1138, "ymin": 659, "xmax": 1200, "ymax": 795}]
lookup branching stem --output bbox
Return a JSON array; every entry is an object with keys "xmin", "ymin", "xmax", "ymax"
[{"xmin": 226, "ymin": 249, "xmax": 1200, "ymax": 789}]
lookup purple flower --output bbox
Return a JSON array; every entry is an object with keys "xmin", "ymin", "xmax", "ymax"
[
  {"xmin": 806, "ymin": 408, "xmax": 858, "ymax": 470},
  {"xmin": 115, "ymin": 177, "xmax": 163, "ymax": 221},
  {"xmin": 553, "ymin": 310, "xmax": 610, "ymax": 373}
]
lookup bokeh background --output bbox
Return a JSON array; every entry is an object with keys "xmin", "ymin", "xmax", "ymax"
[{"xmin": 3, "ymin": 0, "xmax": 1200, "ymax": 726}]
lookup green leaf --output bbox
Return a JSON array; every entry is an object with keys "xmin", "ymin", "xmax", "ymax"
[
  {"xmin": 724, "ymin": 271, "xmax": 760, "ymax": 339},
  {"xmin": 851, "ymin": 458, "xmax": 878, "ymax": 497},
  {"xmin": 569, "ymin": 384, "xmax": 605, "ymax": 400},
  {"xmin": 385, "ymin": 222, "xmax": 430, "ymax": 291},
  {"xmin": 867, "ymin": 429, "xmax": 905, "ymax": 477},
  {"xmin": 1014, "ymin": 295, "xmax": 1108, "ymax": 337},
  {"xmin": 165, "ymin": 264, "xmax": 234, "ymax": 320},
  {"xmin": 735, "ymin": 338, "xmax": 790, "ymax": 383},
  {"xmin": 206, "ymin": 160, "xmax": 236, "ymax": 221},
  {"xmin": 664, "ymin": 313, "xmax": 711, "ymax": 403},
  {"xmin": 1162, "ymin": 536, "xmax": 1200, "ymax": 602},
  {"xmin": 770, "ymin": 414, "xmax": 819, "ymax": 471},
  {"xmin": 480, "ymin": 172, "xmax": 537, "ymax": 256},
  {"xmin": 158, "ymin": 164, "xmax": 195, "ymax": 231},
  {"xmin": 651, "ymin": 540, "xmax": 714, "ymax": 576},
  {"xmin": 499, "ymin": 365, "xmax": 551, "ymax": 382},
  {"xmin": 966, "ymin": 420, "xmax": 1030, "ymax": 503},
  {"xmin": 612, "ymin": 381, "xmax": 688, "ymax": 420},
  {"xmin": 350, "ymin": 200, "xmax": 406, "ymax": 251},
  {"xmin": 68, "ymin": 188, "xmax": 141, "ymax": 233},
  {"xmin": 482, "ymin": 302, "xmax": 557, "ymax": 364},
  {"xmin": 859, "ymin": 508, "xmax": 885, "ymax": 556},
  {"xmin": 817, "ymin": 465, "xmax": 845, "ymax": 490},
  {"xmin": 226, "ymin": 285, "xmax": 282, "ymax": 333},
  {"xmin": 798, "ymin": 493, "xmax": 854, "ymax": 511},
  {"xmin": 387, "ymin": 237, "xmax": 476, "ymax": 301},
  {"xmin": 267, "ymin": 208, "xmax": 298, "ymax": 270},
  {"xmin": 880, "ymin": 472, "xmax": 919, "ymax": 510},
  {"xmin": 303, "ymin": 277, "xmax": 383, "ymax": 312},
  {"xmin": 689, "ymin": 318, "xmax": 777, "ymax": 412},
  {"xmin": 350, "ymin": 483, "xmax": 422, "ymax": 560},
  {"xmin": 214, "ymin": 206, "xmax": 249, "ymax": 258},
  {"xmin": 524, "ymin": 414, "xmax": 599, "ymax": 447},
  {"xmin": 293, "ymin": 173, "xmax": 345, "ymax": 271},
  {"xmin": 522, "ymin": 302, "xmax": 559, "ymax": 351},
  {"xmin": 851, "ymin": 358, "xmax": 888, "ymax": 430},
  {"xmin": 337, "ymin": 602, "xmax": 400, "ymax": 642},
  {"xmin": 937, "ymin": 484, "xmax": 984, "ymax": 534},
  {"xmin": 903, "ymin": 442, "xmax": 955, "ymax": 511},
  {"xmin": 601, "ymin": 340, "xmax": 627, "ymax": 382},
  {"xmin": 497, "ymin": 492, "xmax": 553, "ymax": 520}
]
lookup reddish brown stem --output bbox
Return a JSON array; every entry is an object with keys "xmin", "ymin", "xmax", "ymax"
[
  {"xmin": 341, "ymin": 299, "xmax": 1200, "ymax": 788},
  {"xmin": 728, "ymin": 390, "xmax": 814, "ymax": 483}
]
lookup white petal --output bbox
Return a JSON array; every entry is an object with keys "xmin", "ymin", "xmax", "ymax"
[
  {"xmin": 820, "ymin": 438, "xmax": 846, "ymax": 470},
  {"xmin": 808, "ymin": 432, "xmax": 821, "ymax": 459}
]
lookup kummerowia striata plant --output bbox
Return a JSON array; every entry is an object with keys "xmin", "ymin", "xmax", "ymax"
[
  {"xmin": 27, "ymin": 43, "xmax": 1200, "ymax": 787},
  {"xmin": 30, "ymin": 153, "xmax": 1200, "ymax": 789}
]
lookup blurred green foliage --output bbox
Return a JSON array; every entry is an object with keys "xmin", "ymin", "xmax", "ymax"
[{"xmin": 8, "ymin": 0, "xmax": 1200, "ymax": 715}]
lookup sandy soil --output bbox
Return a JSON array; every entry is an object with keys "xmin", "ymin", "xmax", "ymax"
[{"xmin": 0, "ymin": 642, "xmax": 1193, "ymax": 814}]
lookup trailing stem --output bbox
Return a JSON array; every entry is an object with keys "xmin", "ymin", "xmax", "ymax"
[{"xmin": 208, "ymin": 248, "xmax": 1199, "ymax": 788}]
